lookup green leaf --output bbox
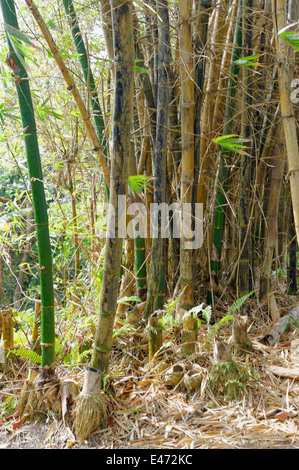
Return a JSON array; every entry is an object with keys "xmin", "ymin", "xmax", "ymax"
[
  {"xmin": 117, "ymin": 295, "xmax": 142, "ymax": 305},
  {"xmin": 227, "ymin": 290, "xmax": 254, "ymax": 314},
  {"xmin": 4, "ymin": 23, "xmax": 38, "ymax": 48},
  {"xmin": 128, "ymin": 174, "xmax": 152, "ymax": 194},
  {"xmin": 47, "ymin": 20, "xmax": 58, "ymax": 31},
  {"xmin": 234, "ymin": 54, "xmax": 261, "ymax": 69},
  {"xmin": 134, "ymin": 65, "xmax": 149, "ymax": 74},
  {"xmin": 278, "ymin": 31, "xmax": 299, "ymax": 52},
  {"xmin": 213, "ymin": 134, "xmax": 251, "ymax": 156}
]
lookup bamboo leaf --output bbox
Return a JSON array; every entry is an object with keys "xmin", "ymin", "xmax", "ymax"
[
  {"xmin": 213, "ymin": 134, "xmax": 251, "ymax": 156},
  {"xmin": 4, "ymin": 23, "xmax": 38, "ymax": 48},
  {"xmin": 234, "ymin": 54, "xmax": 262, "ymax": 70},
  {"xmin": 134, "ymin": 64, "xmax": 149, "ymax": 74},
  {"xmin": 117, "ymin": 295, "xmax": 142, "ymax": 305}
]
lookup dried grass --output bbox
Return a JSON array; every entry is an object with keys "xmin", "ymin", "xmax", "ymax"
[{"xmin": 1, "ymin": 294, "xmax": 299, "ymax": 448}]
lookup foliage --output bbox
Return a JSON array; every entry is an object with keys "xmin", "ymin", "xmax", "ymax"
[
  {"xmin": 234, "ymin": 54, "xmax": 261, "ymax": 69},
  {"xmin": 213, "ymin": 134, "xmax": 251, "ymax": 156},
  {"xmin": 1, "ymin": 396, "xmax": 17, "ymax": 418},
  {"xmin": 9, "ymin": 346, "xmax": 41, "ymax": 364},
  {"xmin": 278, "ymin": 26, "xmax": 299, "ymax": 51}
]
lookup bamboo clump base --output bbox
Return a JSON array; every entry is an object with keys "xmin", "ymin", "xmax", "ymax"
[
  {"xmin": 1, "ymin": 295, "xmax": 299, "ymax": 448},
  {"xmin": 73, "ymin": 366, "xmax": 108, "ymax": 442}
]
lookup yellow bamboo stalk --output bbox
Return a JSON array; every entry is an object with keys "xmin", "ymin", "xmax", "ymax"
[{"xmin": 178, "ymin": 0, "xmax": 195, "ymax": 314}]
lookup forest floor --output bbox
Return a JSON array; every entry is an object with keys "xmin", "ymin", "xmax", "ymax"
[{"xmin": 1, "ymin": 286, "xmax": 299, "ymax": 450}]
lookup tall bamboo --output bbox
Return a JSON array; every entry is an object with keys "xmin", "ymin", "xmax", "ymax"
[
  {"xmin": 178, "ymin": 0, "xmax": 195, "ymax": 316},
  {"xmin": 63, "ymin": 0, "xmax": 107, "ymax": 150},
  {"xmin": 143, "ymin": 0, "xmax": 170, "ymax": 319},
  {"xmin": 193, "ymin": 0, "xmax": 213, "ymax": 281},
  {"xmin": 1, "ymin": 0, "xmax": 55, "ymax": 367},
  {"xmin": 207, "ymin": 2, "xmax": 242, "ymax": 305},
  {"xmin": 272, "ymin": 0, "xmax": 299, "ymax": 246},
  {"xmin": 91, "ymin": 0, "xmax": 134, "ymax": 374},
  {"xmin": 63, "ymin": 0, "xmax": 109, "ymax": 198},
  {"xmin": 237, "ymin": 0, "xmax": 253, "ymax": 297},
  {"xmin": 259, "ymin": 122, "xmax": 286, "ymax": 300},
  {"xmin": 198, "ymin": 0, "xmax": 230, "ymax": 212},
  {"xmin": 287, "ymin": 200, "xmax": 297, "ymax": 295}
]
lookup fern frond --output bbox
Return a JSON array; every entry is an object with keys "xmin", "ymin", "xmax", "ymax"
[
  {"xmin": 9, "ymin": 347, "xmax": 41, "ymax": 364},
  {"xmin": 227, "ymin": 291, "xmax": 254, "ymax": 314}
]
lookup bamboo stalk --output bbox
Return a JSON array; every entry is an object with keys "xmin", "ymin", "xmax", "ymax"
[
  {"xmin": 272, "ymin": 0, "xmax": 299, "ymax": 246},
  {"xmin": 148, "ymin": 311, "xmax": 163, "ymax": 361},
  {"xmin": 91, "ymin": 0, "xmax": 134, "ymax": 375},
  {"xmin": 1, "ymin": 0, "xmax": 55, "ymax": 367},
  {"xmin": 207, "ymin": 2, "xmax": 243, "ymax": 305},
  {"xmin": 287, "ymin": 199, "xmax": 297, "ymax": 295},
  {"xmin": 259, "ymin": 122, "xmax": 286, "ymax": 301},
  {"xmin": 62, "ymin": 0, "xmax": 110, "ymax": 199},
  {"xmin": 178, "ymin": 0, "xmax": 195, "ymax": 316},
  {"xmin": 237, "ymin": 0, "xmax": 254, "ymax": 297},
  {"xmin": 144, "ymin": 0, "xmax": 170, "ymax": 319},
  {"xmin": 198, "ymin": 0, "xmax": 230, "ymax": 211}
]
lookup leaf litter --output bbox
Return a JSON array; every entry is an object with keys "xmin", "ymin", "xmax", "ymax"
[{"xmin": 1, "ymin": 292, "xmax": 299, "ymax": 449}]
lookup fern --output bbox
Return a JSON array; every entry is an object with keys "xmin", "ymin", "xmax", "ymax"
[
  {"xmin": 9, "ymin": 347, "xmax": 41, "ymax": 364},
  {"xmin": 227, "ymin": 290, "xmax": 254, "ymax": 315}
]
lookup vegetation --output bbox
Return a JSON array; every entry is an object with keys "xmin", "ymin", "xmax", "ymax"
[{"xmin": 0, "ymin": 0, "xmax": 299, "ymax": 448}]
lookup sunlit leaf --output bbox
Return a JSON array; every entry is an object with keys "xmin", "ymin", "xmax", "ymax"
[
  {"xmin": 128, "ymin": 174, "xmax": 152, "ymax": 194},
  {"xmin": 278, "ymin": 31, "xmax": 299, "ymax": 52},
  {"xmin": 4, "ymin": 23, "xmax": 38, "ymax": 48}
]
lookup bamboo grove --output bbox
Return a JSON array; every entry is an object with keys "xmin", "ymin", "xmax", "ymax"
[{"xmin": 0, "ymin": 0, "xmax": 298, "ymax": 439}]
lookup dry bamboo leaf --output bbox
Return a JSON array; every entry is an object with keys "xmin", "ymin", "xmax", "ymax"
[
  {"xmin": 269, "ymin": 293, "xmax": 281, "ymax": 322},
  {"xmin": 266, "ymin": 366, "xmax": 299, "ymax": 379}
]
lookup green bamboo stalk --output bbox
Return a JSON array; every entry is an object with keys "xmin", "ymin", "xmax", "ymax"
[
  {"xmin": 143, "ymin": 0, "xmax": 170, "ymax": 319},
  {"xmin": 91, "ymin": 0, "xmax": 134, "ymax": 375},
  {"xmin": 237, "ymin": 0, "xmax": 253, "ymax": 298},
  {"xmin": 207, "ymin": 2, "xmax": 242, "ymax": 305},
  {"xmin": 1, "ymin": 0, "xmax": 55, "ymax": 367}
]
